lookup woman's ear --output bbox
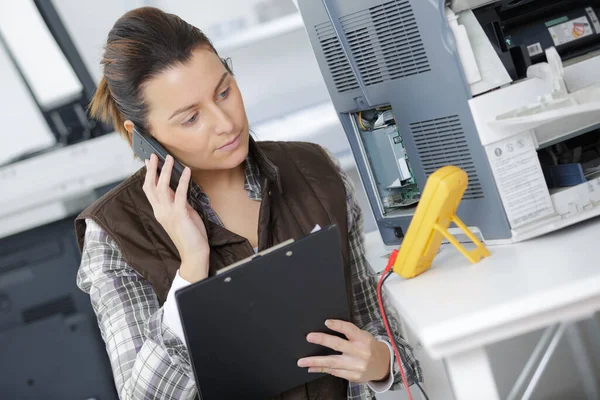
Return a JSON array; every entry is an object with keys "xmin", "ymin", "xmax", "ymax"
[{"xmin": 124, "ymin": 120, "xmax": 134, "ymax": 143}]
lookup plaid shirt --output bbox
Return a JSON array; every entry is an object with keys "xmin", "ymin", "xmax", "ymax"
[{"xmin": 77, "ymin": 147, "xmax": 422, "ymax": 400}]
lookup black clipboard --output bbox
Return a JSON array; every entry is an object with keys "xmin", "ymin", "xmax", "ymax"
[{"xmin": 175, "ymin": 225, "xmax": 350, "ymax": 400}]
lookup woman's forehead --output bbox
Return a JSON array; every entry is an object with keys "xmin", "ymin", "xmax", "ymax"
[{"xmin": 144, "ymin": 48, "xmax": 227, "ymax": 113}]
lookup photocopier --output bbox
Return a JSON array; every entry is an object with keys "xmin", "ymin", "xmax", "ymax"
[
  {"xmin": 0, "ymin": 1, "xmax": 119, "ymax": 398},
  {"xmin": 296, "ymin": 0, "xmax": 600, "ymax": 245}
]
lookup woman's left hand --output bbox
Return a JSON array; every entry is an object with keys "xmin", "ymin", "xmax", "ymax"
[{"xmin": 297, "ymin": 319, "xmax": 391, "ymax": 383}]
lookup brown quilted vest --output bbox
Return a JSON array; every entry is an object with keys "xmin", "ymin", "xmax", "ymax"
[{"xmin": 75, "ymin": 140, "xmax": 352, "ymax": 399}]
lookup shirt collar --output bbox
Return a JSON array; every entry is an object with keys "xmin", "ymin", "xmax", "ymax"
[
  {"xmin": 189, "ymin": 153, "xmax": 262, "ymax": 210},
  {"xmin": 188, "ymin": 137, "xmax": 282, "ymax": 217}
]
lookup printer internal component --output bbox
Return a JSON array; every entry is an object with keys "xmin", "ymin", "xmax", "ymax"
[
  {"xmin": 474, "ymin": 0, "xmax": 600, "ymax": 80},
  {"xmin": 353, "ymin": 107, "xmax": 421, "ymax": 215},
  {"xmin": 538, "ymin": 127, "xmax": 600, "ymax": 189}
]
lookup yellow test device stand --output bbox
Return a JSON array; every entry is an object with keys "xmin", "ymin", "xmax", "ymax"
[{"xmin": 394, "ymin": 166, "xmax": 490, "ymax": 279}]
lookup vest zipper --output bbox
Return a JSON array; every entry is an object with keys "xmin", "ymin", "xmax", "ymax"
[{"xmin": 256, "ymin": 178, "xmax": 270, "ymax": 252}]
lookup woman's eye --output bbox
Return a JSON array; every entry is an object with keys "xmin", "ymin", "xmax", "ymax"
[
  {"xmin": 218, "ymin": 88, "xmax": 230, "ymax": 100},
  {"xmin": 183, "ymin": 113, "xmax": 198, "ymax": 126}
]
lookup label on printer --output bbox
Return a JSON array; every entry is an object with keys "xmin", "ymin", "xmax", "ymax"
[
  {"xmin": 548, "ymin": 15, "xmax": 595, "ymax": 46},
  {"xmin": 527, "ymin": 43, "xmax": 544, "ymax": 57},
  {"xmin": 485, "ymin": 133, "xmax": 555, "ymax": 228}
]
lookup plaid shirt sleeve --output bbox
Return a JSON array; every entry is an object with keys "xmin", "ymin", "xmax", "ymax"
[
  {"xmin": 77, "ymin": 219, "xmax": 197, "ymax": 400},
  {"xmin": 322, "ymin": 149, "xmax": 423, "ymax": 399}
]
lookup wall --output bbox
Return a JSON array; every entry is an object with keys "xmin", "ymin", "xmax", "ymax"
[
  {"xmin": 53, "ymin": 0, "xmax": 144, "ymax": 83},
  {"xmin": 153, "ymin": 0, "xmax": 265, "ymax": 34},
  {"xmin": 54, "ymin": 0, "xmax": 331, "ymax": 124},
  {"xmin": 217, "ymin": 29, "xmax": 331, "ymax": 124}
]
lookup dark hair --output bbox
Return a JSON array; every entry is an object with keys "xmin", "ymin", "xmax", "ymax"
[{"xmin": 89, "ymin": 7, "xmax": 226, "ymax": 145}]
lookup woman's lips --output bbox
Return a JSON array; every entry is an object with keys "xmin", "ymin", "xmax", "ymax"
[{"xmin": 217, "ymin": 133, "xmax": 242, "ymax": 152}]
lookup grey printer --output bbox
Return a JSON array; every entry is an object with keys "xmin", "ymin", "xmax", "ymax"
[{"xmin": 296, "ymin": 0, "xmax": 600, "ymax": 245}]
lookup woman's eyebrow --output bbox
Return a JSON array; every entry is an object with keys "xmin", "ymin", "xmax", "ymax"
[
  {"xmin": 168, "ymin": 73, "xmax": 230, "ymax": 121},
  {"xmin": 169, "ymin": 103, "xmax": 198, "ymax": 121},
  {"xmin": 213, "ymin": 72, "xmax": 228, "ymax": 93}
]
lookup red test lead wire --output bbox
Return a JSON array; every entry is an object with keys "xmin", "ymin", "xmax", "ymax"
[{"xmin": 376, "ymin": 249, "xmax": 414, "ymax": 400}]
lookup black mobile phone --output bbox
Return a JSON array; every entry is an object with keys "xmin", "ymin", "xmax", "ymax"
[{"xmin": 132, "ymin": 127, "xmax": 187, "ymax": 192}]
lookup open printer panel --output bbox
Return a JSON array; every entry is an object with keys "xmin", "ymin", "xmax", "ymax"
[
  {"xmin": 296, "ymin": 0, "xmax": 511, "ymax": 245},
  {"xmin": 473, "ymin": 0, "xmax": 600, "ymax": 80}
]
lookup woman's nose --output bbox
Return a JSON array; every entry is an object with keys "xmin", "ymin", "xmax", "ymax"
[{"xmin": 208, "ymin": 103, "xmax": 234, "ymax": 135}]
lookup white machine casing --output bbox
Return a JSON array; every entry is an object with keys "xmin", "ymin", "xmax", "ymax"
[{"xmin": 451, "ymin": 1, "xmax": 600, "ymax": 242}]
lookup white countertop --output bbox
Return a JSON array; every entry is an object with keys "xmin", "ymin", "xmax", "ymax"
[{"xmin": 364, "ymin": 217, "xmax": 600, "ymax": 359}]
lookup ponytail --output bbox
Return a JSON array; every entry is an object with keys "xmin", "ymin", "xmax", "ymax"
[{"xmin": 89, "ymin": 77, "xmax": 129, "ymax": 144}]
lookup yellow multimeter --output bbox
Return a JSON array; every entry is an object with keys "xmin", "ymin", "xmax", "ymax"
[{"xmin": 393, "ymin": 166, "xmax": 490, "ymax": 279}]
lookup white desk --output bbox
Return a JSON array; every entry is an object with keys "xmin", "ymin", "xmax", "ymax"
[{"xmin": 365, "ymin": 218, "xmax": 600, "ymax": 400}]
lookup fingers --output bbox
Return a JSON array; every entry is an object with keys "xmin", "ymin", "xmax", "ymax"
[
  {"xmin": 307, "ymin": 367, "xmax": 362, "ymax": 383},
  {"xmin": 300, "ymin": 321, "xmax": 385, "ymax": 384},
  {"xmin": 143, "ymin": 155, "xmax": 159, "ymax": 205},
  {"xmin": 157, "ymin": 155, "xmax": 174, "ymax": 196},
  {"xmin": 147, "ymin": 153, "xmax": 159, "ymax": 184},
  {"xmin": 305, "ymin": 332, "xmax": 359, "ymax": 356},
  {"xmin": 175, "ymin": 167, "xmax": 191, "ymax": 207},
  {"xmin": 298, "ymin": 355, "xmax": 365, "ymax": 373},
  {"xmin": 325, "ymin": 319, "xmax": 365, "ymax": 341}
]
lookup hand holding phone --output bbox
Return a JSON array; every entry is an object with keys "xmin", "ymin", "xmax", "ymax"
[
  {"xmin": 143, "ymin": 153, "xmax": 210, "ymax": 283},
  {"xmin": 134, "ymin": 127, "xmax": 210, "ymax": 282}
]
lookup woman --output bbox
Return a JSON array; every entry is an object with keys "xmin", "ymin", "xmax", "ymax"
[{"xmin": 75, "ymin": 7, "xmax": 421, "ymax": 400}]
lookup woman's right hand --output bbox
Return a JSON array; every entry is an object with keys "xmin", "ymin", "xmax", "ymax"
[{"xmin": 143, "ymin": 153, "xmax": 210, "ymax": 283}]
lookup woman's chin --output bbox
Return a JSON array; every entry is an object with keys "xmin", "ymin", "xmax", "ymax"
[
  {"xmin": 231, "ymin": 133, "xmax": 250, "ymax": 164},
  {"xmin": 219, "ymin": 139, "xmax": 250, "ymax": 169}
]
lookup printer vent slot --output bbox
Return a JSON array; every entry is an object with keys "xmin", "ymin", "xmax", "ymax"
[
  {"xmin": 341, "ymin": 0, "xmax": 431, "ymax": 84},
  {"xmin": 315, "ymin": 0, "xmax": 430, "ymax": 93},
  {"xmin": 316, "ymin": 22, "xmax": 360, "ymax": 93},
  {"xmin": 410, "ymin": 116, "xmax": 484, "ymax": 200},
  {"xmin": 22, "ymin": 295, "xmax": 76, "ymax": 324}
]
